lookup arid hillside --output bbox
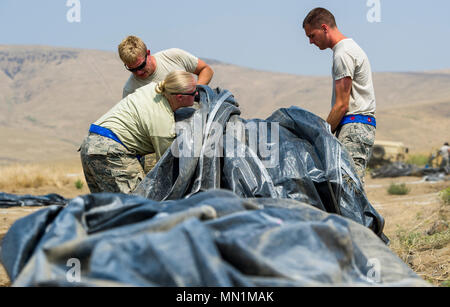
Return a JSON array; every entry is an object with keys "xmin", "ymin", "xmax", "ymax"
[{"xmin": 1, "ymin": 45, "xmax": 449, "ymax": 164}]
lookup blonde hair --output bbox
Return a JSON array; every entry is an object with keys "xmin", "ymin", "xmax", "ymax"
[
  {"xmin": 155, "ymin": 71, "xmax": 196, "ymax": 98},
  {"xmin": 118, "ymin": 35, "xmax": 147, "ymax": 66}
]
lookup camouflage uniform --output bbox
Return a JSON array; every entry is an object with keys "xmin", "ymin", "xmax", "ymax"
[
  {"xmin": 80, "ymin": 133, "xmax": 145, "ymax": 194},
  {"xmin": 336, "ymin": 122, "xmax": 376, "ymax": 184}
]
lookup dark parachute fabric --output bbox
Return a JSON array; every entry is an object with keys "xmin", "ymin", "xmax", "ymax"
[
  {"xmin": 1, "ymin": 190, "xmax": 427, "ymax": 286},
  {"xmin": 371, "ymin": 162, "xmax": 449, "ymax": 179},
  {"xmin": 1, "ymin": 86, "xmax": 428, "ymax": 286},
  {"xmin": 134, "ymin": 86, "xmax": 387, "ymax": 242},
  {"xmin": 0, "ymin": 193, "xmax": 67, "ymax": 208}
]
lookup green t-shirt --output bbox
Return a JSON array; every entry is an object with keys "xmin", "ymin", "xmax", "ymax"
[
  {"xmin": 122, "ymin": 48, "xmax": 198, "ymax": 98},
  {"xmin": 96, "ymin": 83, "xmax": 176, "ymax": 160}
]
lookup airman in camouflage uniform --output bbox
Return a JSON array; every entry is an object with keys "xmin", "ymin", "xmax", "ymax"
[
  {"xmin": 80, "ymin": 133, "xmax": 145, "ymax": 194},
  {"xmin": 80, "ymin": 71, "xmax": 197, "ymax": 194},
  {"xmin": 303, "ymin": 8, "xmax": 377, "ymax": 185}
]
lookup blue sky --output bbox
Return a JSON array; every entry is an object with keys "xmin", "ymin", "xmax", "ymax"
[{"xmin": 0, "ymin": 0, "xmax": 449, "ymax": 76}]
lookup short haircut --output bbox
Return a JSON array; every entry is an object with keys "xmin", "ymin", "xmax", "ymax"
[
  {"xmin": 303, "ymin": 7, "xmax": 337, "ymax": 29},
  {"xmin": 118, "ymin": 35, "xmax": 147, "ymax": 66}
]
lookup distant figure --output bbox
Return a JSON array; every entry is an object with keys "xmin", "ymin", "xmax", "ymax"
[
  {"xmin": 302, "ymin": 8, "xmax": 376, "ymax": 184},
  {"xmin": 80, "ymin": 71, "xmax": 197, "ymax": 194},
  {"xmin": 118, "ymin": 35, "xmax": 213, "ymax": 98},
  {"xmin": 438, "ymin": 142, "xmax": 450, "ymax": 168}
]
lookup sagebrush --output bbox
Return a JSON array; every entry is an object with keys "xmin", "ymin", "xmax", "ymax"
[{"xmin": 388, "ymin": 183, "xmax": 410, "ymax": 195}]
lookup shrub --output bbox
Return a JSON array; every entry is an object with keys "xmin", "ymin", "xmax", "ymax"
[
  {"xmin": 388, "ymin": 183, "xmax": 410, "ymax": 195},
  {"xmin": 440, "ymin": 187, "xmax": 450, "ymax": 205},
  {"xmin": 75, "ymin": 179, "xmax": 84, "ymax": 190},
  {"xmin": 396, "ymin": 228, "xmax": 450, "ymax": 252},
  {"xmin": 406, "ymin": 154, "xmax": 429, "ymax": 167}
]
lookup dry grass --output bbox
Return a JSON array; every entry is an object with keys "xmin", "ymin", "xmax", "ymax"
[
  {"xmin": 0, "ymin": 160, "xmax": 88, "ymax": 197},
  {"xmin": 441, "ymin": 187, "xmax": 450, "ymax": 205},
  {"xmin": 0, "ymin": 160, "xmax": 88, "ymax": 286},
  {"xmin": 390, "ymin": 199, "xmax": 450, "ymax": 286}
]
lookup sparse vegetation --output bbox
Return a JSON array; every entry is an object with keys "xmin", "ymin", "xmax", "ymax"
[
  {"xmin": 406, "ymin": 154, "xmax": 429, "ymax": 167},
  {"xmin": 389, "ymin": 182, "xmax": 450, "ymax": 287},
  {"xmin": 0, "ymin": 162, "xmax": 87, "ymax": 195},
  {"xmin": 388, "ymin": 183, "xmax": 410, "ymax": 195},
  {"xmin": 393, "ymin": 223, "xmax": 450, "ymax": 286},
  {"xmin": 0, "ymin": 164, "xmax": 65, "ymax": 189},
  {"xmin": 440, "ymin": 187, "xmax": 450, "ymax": 205},
  {"xmin": 25, "ymin": 116, "xmax": 38, "ymax": 124},
  {"xmin": 396, "ymin": 228, "xmax": 450, "ymax": 252},
  {"xmin": 75, "ymin": 179, "xmax": 84, "ymax": 190}
]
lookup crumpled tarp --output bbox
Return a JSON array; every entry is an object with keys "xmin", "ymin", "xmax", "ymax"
[
  {"xmin": 371, "ymin": 162, "xmax": 449, "ymax": 179},
  {"xmin": 0, "ymin": 193, "xmax": 67, "ymax": 208},
  {"xmin": 1, "ymin": 86, "xmax": 407, "ymax": 286},
  {"xmin": 134, "ymin": 86, "xmax": 387, "ymax": 241},
  {"xmin": 0, "ymin": 190, "xmax": 427, "ymax": 286}
]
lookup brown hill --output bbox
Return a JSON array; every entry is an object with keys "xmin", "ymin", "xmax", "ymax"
[{"xmin": 1, "ymin": 45, "xmax": 449, "ymax": 164}]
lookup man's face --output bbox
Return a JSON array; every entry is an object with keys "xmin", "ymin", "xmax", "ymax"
[
  {"xmin": 126, "ymin": 50, "xmax": 153, "ymax": 79},
  {"xmin": 304, "ymin": 24, "xmax": 328, "ymax": 50}
]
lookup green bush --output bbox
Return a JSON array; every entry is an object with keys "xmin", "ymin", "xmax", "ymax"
[
  {"xmin": 388, "ymin": 183, "xmax": 410, "ymax": 195},
  {"xmin": 396, "ymin": 227, "xmax": 450, "ymax": 252},
  {"xmin": 440, "ymin": 187, "xmax": 450, "ymax": 205},
  {"xmin": 406, "ymin": 154, "xmax": 429, "ymax": 167},
  {"xmin": 75, "ymin": 179, "xmax": 84, "ymax": 190}
]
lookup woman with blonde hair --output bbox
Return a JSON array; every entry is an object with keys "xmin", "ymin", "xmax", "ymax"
[{"xmin": 80, "ymin": 71, "xmax": 197, "ymax": 194}]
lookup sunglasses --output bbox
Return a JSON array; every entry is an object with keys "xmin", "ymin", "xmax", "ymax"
[
  {"xmin": 171, "ymin": 89, "xmax": 198, "ymax": 96},
  {"xmin": 124, "ymin": 53, "xmax": 148, "ymax": 72}
]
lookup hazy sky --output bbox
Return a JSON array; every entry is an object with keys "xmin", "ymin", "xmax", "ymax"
[{"xmin": 1, "ymin": 0, "xmax": 449, "ymax": 76}]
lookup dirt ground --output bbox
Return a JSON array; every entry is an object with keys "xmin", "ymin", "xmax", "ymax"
[
  {"xmin": 1, "ymin": 176, "xmax": 449, "ymax": 287},
  {"xmin": 365, "ymin": 176, "xmax": 449, "ymax": 286}
]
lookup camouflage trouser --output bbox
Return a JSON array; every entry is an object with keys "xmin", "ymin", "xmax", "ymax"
[
  {"xmin": 143, "ymin": 153, "xmax": 158, "ymax": 173},
  {"xmin": 441, "ymin": 157, "xmax": 449, "ymax": 168},
  {"xmin": 336, "ymin": 123, "xmax": 376, "ymax": 184},
  {"xmin": 80, "ymin": 133, "xmax": 145, "ymax": 194}
]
